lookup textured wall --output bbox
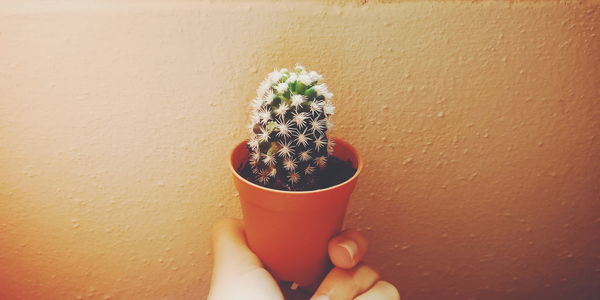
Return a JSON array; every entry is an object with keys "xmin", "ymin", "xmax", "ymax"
[{"xmin": 1, "ymin": 1, "xmax": 599, "ymax": 299}]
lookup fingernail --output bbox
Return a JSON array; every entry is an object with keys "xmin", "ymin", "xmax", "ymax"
[
  {"xmin": 338, "ymin": 239, "xmax": 358, "ymax": 264},
  {"xmin": 311, "ymin": 295, "xmax": 330, "ymax": 300}
]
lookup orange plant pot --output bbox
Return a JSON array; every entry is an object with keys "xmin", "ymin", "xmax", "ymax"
[{"xmin": 229, "ymin": 138, "xmax": 363, "ymax": 286}]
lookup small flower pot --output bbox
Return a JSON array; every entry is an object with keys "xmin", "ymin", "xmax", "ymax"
[{"xmin": 229, "ymin": 138, "xmax": 362, "ymax": 286}]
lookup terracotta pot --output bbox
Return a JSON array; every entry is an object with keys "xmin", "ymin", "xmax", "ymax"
[{"xmin": 228, "ymin": 138, "xmax": 362, "ymax": 286}]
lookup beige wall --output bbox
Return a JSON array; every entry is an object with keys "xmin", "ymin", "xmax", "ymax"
[{"xmin": 1, "ymin": 0, "xmax": 599, "ymax": 299}]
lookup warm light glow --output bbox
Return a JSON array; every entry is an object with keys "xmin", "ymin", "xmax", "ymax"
[{"xmin": 0, "ymin": 1, "xmax": 599, "ymax": 299}]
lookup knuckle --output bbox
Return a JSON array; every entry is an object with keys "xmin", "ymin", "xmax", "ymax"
[
  {"xmin": 358, "ymin": 263, "xmax": 380, "ymax": 279},
  {"xmin": 351, "ymin": 263, "xmax": 380, "ymax": 290}
]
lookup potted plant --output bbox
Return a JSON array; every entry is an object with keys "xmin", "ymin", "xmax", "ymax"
[{"xmin": 228, "ymin": 65, "xmax": 363, "ymax": 287}]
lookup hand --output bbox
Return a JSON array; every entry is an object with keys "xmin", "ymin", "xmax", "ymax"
[{"xmin": 208, "ymin": 218, "xmax": 400, "ymax": 300}]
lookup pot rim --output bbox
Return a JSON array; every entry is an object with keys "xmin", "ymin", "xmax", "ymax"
[{"xmin": 229, "ymin": 138, "xmax": 363, "ymax": 195}]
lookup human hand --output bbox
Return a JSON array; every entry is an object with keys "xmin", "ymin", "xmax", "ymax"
[{"xmin": 208, "ymin": 218, "xmax": 400, "ymax": 300}]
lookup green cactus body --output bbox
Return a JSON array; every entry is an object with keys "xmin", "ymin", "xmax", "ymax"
[{"xmin": 247, "ymin": 66, "xmax": 335, "ymax": 191}]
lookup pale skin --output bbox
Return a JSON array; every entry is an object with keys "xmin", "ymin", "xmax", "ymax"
[{"xmin": 208, "ymin": 219, "xmax": 400, "ymax": 300}]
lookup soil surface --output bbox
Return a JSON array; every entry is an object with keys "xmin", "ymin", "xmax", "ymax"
[{"xmin": 237, "ymin": 156, "xmax": 357, "ymax": 191}]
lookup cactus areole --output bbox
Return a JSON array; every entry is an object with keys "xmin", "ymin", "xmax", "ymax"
[{"xmin": 240, "ymin": 65, "xmax": 356, "ymax": 191}]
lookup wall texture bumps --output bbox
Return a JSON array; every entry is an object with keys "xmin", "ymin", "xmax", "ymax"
[{"xmin": 0, "ymin": 1, "xmax": 599, "ymax": 299}]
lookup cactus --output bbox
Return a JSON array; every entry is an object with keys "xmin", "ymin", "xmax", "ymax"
[{"xmin": 247, "ymin": 65, "xmax": 336, "ymax": 191}]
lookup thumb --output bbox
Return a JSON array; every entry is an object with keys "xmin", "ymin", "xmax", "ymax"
[{"xmin": 328, "ymin": 229, "xmax": 368, "ymax": 269}]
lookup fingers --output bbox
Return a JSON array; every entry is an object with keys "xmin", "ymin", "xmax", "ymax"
[
  {"xmin": 354, "ymin": 281, "xmax": 401, "ymax": 300},
  {"xmin": 328, "ymin": 229, "xmax": 368, "ymax": 269},
  {"xmin": 210, "ymin": 218, "xmax": 284, "ymax": 300},
  {"xmin": 211, "ymin": 218, "xmax": 263, "ymax": 277},
  {"xmin": 310, "ymin": 263, "xmax": 379, "ymax": 300}
]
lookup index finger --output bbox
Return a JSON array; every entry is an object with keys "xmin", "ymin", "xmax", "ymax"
[{"xmin": 328, "ymin": 229, "xmax": 368, "ymax": 269}]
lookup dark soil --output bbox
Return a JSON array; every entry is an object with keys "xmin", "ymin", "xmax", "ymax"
[{"xmin": 237, "ymin": 156, "xmax": 357, "ymax": 191}]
